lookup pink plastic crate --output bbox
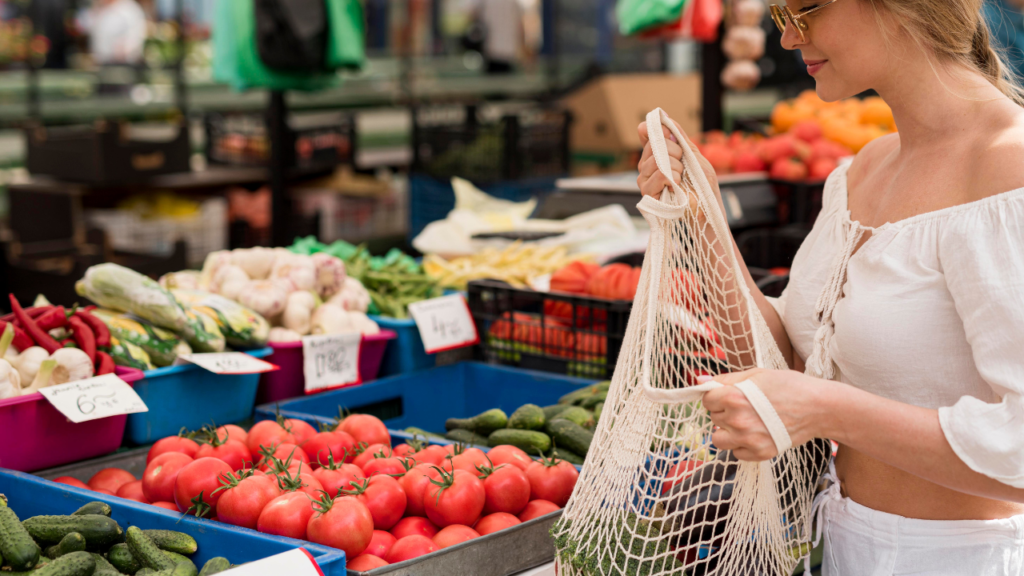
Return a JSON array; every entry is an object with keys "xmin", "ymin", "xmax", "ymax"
[
  {"xmin": 256, "ymin": 330, "xmax": 397, "ymax": 405},
  {"xmin": 0, "ymin": 366, "xmax": 144, "ymax": 472}
]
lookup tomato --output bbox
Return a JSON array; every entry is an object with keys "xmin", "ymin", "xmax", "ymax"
[
  {"xmin": 312, "ymin": 462, "xmax": 364, "ymax": 498},
  {"xmin": 661, "ymin": 460, "xmax": 705, "ymax": 494},
  {"xmin": 361, "ymin": 456, "xmax": 414, "ymax": 478},
  {"xmin": 257, "ymin": 491, "xmax": 315, "ymax": 540},
  {"xmin": 399, "ymin": 464, "xmax": 441, "ymax": 518},
  {"xmin": 343, "ymin": 475, "xmax": 407, "ymax": 530},
  {"xmin": 195, "ymin": 438, "xmax": 253, "ymax": 472},
  {"xmin": 257, "ymin": 443, "xmax": 310, "ymax": 472},
  {"xmin": 147, "ymin": 436, "xmax": 199, "ymax": 464},
  {"xmin": 306, "ymin": 495, "xmax": 375, "ymax": 558},
  {"xmin": 391, "ymin": 516, "xmax": 439, "ymax": 540},
  {"xmin": 385, "ymin": 535, "xmax": 437, "ymax": 563},
  {"xmin": 215, "ymin": 474, "xmax": 280, "ymax": 529},
  {"xmin": 486, "ymin": 445, "xmax": 533, "ymax": 471},
  {"xmin": 151, "ymin": 501, "xmax": 179, "ymax": 511},
  {"xmin": 347, "ymin": 554, "xmax": 389, "ymax": 571},
  {"xmin": 475, "ymin": 512, "xmax": 521, "ymax": 535},
  {"xmin": 363, "ymin": 530, "xmax": 397, "ymax": 559},
  {"xmin": 391, "ymin": 444, "xmax": 416, "ymax": 459},
  {"xmin": 53, "ymin": 476, "xmax": 91, "ymax": 490},
  {"xmin": 93, "ymin": 489, "xmax": 114, "ymax": 495},
  {"xmin": 433, "ymin": 524, "xmax": 480, "ymax": 549},
  {"xmin": 518, "ymin": 499, "xmax": 560, "ymax": 522},
  {"xmin": 281, "ymin": 418, "xmax": 318, "ymax": 447},
  {"xmin": 525, "ymin": 457, "xmax": 579, "ymax": 507},
  {"xmin": 450, "ymin": 448, "xmax": 488, "ymax": 473},
  {"xmin": 246, "ymin": 420, "xmax": 296, "ymax": 454},
  {"xmin": 88, "ymin": 468, "xmax": 136, "ymax": 493},
  {"xmin": 423, "ymin": 469, "xmax": 485, "ymax": 528},
  {"xmin": 303, "ymin": 431, "xmax": 356, "ymax": 470},
  {"xmin": 352, "ymin": 444, "xmax": 391, "ymax": 470},
  {"xmin": 142, "ymin": 452, "xmax": 193, "ymax": 503},
  {"xmin": 173, "ymin": 457, "xmax": 233, "ymax": 517},
  {"xmin": 116, "ymin": 480, "xmax": 148, "ymax": 503},
  {"xmin": 339, "ymin": 414, "xmax": 391, "ymax": 447},
  {"xmin": 411, "ymin": 445, "xmax": 448, "ymax": 467},
  {"xmin": 479, "ymin": 464, "xmax": 530, "ymax": 515},
  {"xmin": 216, "ymin": 424, "xmax": 248, "ymax": 445}
]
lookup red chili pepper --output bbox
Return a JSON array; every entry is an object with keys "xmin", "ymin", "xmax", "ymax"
[
  {"xmin": 35, "ymin": 306, "xmax": 68, "ymax": 331},
  {"xmin": 67, "ymin": 315, "xmax": 96, "ymax": 365},
  {"xmin": 9, "ymin": 295, "xmax": 60, "ymax": 354},
  {"xmin": 75, "ymin": 310, "xmax": 110, "ymax": 348},
  {"xmin": 2, "ymin": 306, "xmax": 50, "ymax": 324},
  {"xmin": 96, "ymin": 351, "xmax": 115, "ymax": 375},
  {"xmin": 0, "ymin": 320, "xmax": 33, "ymax": 351}
]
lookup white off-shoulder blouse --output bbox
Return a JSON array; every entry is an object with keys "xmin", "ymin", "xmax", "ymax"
[{"xmin": 772, "ymin": 159, "xmax": 1024, "ymax": 489}]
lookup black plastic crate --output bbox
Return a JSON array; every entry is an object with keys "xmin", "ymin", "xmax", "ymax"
[
  {"xmin": 205, "ymin": 110, "xmax": 355, "ymax": 172},
  {"xmin": 737, "ymin": 225, "xmax": 810, "ymax": 298},
  {"xmin": 769, "ymin": 179, "xmax": 826, "ymax": 225}
]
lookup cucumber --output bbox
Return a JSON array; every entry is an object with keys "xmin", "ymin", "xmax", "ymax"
[
  {"xmin": 555, "ymin": 406, "xmax": 594, "ymax": 429},
  {"xmin": 0, "ymin": 504, "xmax": 41, "ymax": 570},
  {"xmin": 108, "ymin": 542, "xmax": 142, "ymax": 574},
  {"xmin": 23, "ymin": 515, "xmax": 124, "ymax": 549},
  {"xmin": 90, "ymin": 552, "xmax": 123, "ymax": 576},
  {"xmin": 163, "ymin": 550, "xmax": 196, "ymax": 571},
  {"xmin": 126, "ymin": 527, "xmax": 175, "ymax": 571},
  {"xmin": 199, "ymin": 557, "xmax": 231, "ymax": 576},
  {"xmin": 593, "ymin": 402, "xmax": 603, "ymax": 424},
  {"xmin": 445, "ymin": 429, "xmax": 489, "ymax": 446},
  {"xmin": 580, "ymin": 391, "xmax": 607, "ymax": 409},
  {"xmin": 45, "ymin": 532, "xmax": 86, "ymax": 558},
  {"xmin": 545, "ymin": 419, "xmax": 593, "ymax": 457},
  {"xmin": 72, "ymin": 502, "xmax": 112, "ymax": 517},
  {"xmin": 444, "ymin": 409, "xmax": 507, "ymax": 435},
  {"xmin": 508, "ymin": 404, "xmax": 545, "ymax": 430},
  {"xmin": 403, "ymin": 427, "xmax": 445, "ymax": 440},
  {"xmin": 546, "ymin": 446, "xmax": 586, "ymax": 465},
  {"xmin": 144, "ymin": 530, "xmax": 197, "ymax": 555},
  {"xmin": 557, "ymin": 382, "xmax": 609, "ymax": 405},
  {"xmin": 541, "ymin": 404, "xmax": 570, "ymax": 421},
  {"xmin": 137, "ymin": 569, "xmax": 157, "ymax": 576},
  {"xmin": 170, "ymin": 560, "xmax": 199, "ymax": 576},
  {"xmin": 33, "ymin": 551, "xmax": 96, "ymax": 576},
  {"xmin": 487, "ymin": 429, "xmax": 551, "ymax": 454}
]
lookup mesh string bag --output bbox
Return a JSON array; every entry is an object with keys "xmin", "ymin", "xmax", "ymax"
[{"xmin": 551, "ymin": 109, "xmax": 831, "ymax": 576}]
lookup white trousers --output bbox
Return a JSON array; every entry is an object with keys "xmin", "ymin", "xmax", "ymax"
[{"xmin": 818, "ymin": 480, "xmax": 1024, "ymax": 576}]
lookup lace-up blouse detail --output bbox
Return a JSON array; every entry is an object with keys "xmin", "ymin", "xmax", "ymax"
[{"xmin": 773, "ymin": 159, "xmax": 1024, "ymax": 488}]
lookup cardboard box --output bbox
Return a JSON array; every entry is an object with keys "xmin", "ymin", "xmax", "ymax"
[{"xmin": 561, "ymin": 73, "xmax": 702, "ymax": 154}]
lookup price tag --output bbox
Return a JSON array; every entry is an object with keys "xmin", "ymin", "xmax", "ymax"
[
  {"xmin": 39, "ymin": 374, "xmax": 148, "ymax": 424},
  {"xmin": 302, "ymin": 332, "xmax": 362, "ymax": 394},
  {"xmin": 219, "ymin": 549, "xmax": 322, "ymax": 576},
  {"xmin": 407, "ymin": 294, "xmax": 479, "ymax": 354},
  {"xmin": 177, "ymin": 352, "xmax": 278, "ymax": 375}
]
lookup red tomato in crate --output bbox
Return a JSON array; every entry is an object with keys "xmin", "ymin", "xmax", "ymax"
[
  {"xmin": 116, "ymin": 480, "xmax": 148, "ymax": 503},
  {"xmin": 399, "ymin": 464, "xmax": 442, "ymax": 518},
  {"xmin": 142, "ymin": 452, "xmax": 193, "ymax": 503},
  {"xmin": 88, "ymin": 468, "xmax": 136, "ymax": 493},
  {"xmin": 423, "ymin": 469, "xmax": 485, "ymax": 528},
  {"xmin": 246, "ymin": 420, "xmax": 295, "ymax": 455},
  {"xmin": 216, "ymin": 474, "xmax": 281, "ymax": 529},
  {"xmin": 256, "ymin": 443, "xmax": 309, "ymax": 471},
  {"xmin": 257, "ymin": 491, "xmax": 315, "ymax": 540},
  {"xmin": 151, "ymin": 502, "xmax": 178, "ymax": 511},
  {"xmin": 518, "ymin": 499, "xmax": 560, "ymax": 522},
  {"xmin": 347, "ymin": 555, "xmax": 389, "ymax": 571},
  {"xmin": 312, "ymin": 462, "xmax": 364, "ymax": 498},
  {"xmin": 173, "ymin": 457, "xmax": 233, "ymax": 517},
  {"xmin": 53, "ymin": 476, "xmax": 91, "ymax": 490},
  {"xmin": 93, "ymin": 489, "xmax": 114, "ymax": 496},
  {"xmin": 661, "ymin": 460, "xmax": 705, "ymax": 494},
  {"xmin": 343, "ymin": 475, "xmax": 407, "ymax": 530},
  {"xmin": 362, "ymin": 456, "xmax": 414, "ymax": 478},
  {"xmin": 352, "ymin": 444, "xmax": 391, "ymax": 470},
  {"xmin": 486, "ymin": 445, "xmax": 532, "ymax": 472},
  {"xmin": 525, "ymin": 457, "xmax": 579, "ymax": 507},
  {"xmin": 303, "ymin": 431, "xmax": 356, "ymax": 470},
  {"xmin": 433, "ymin": 524, "xmax": 480, "ymax": 549},
  {"xmin": 216, "ymin": 424, "xmax": 248, "ymax": 445},
  {"xmin": 474, "ymin": 512, "xmax": 521, "ymax": 536},
  {"xmin": 390, "ymin": 444, "xmax": 416, "ymax": 459},
  {"xmin": 364, "ymin": 530, "xmax": 397, "ymax": 559},
  {"xmin": 195, "ymin": 439, "xmax": 252, "ymax": 472},
  {"xmin": 282, "ymin": 418, "xmax": 318, "ymax": 447},
  {"xmin": 479, "ymin": 463, "xmax": 530, "ymax": 515},
  {"xmin": 385, "ymin": 535, "xmax": 438, "ymax": 563},
  {"xmin": 306, "ymin": 495, "xmax": 375, "ymax": 558},
  {"xmin": 450, "ymin": 448, "xmax": 488, "ymax": 473},
  {"xmin": 390, "ymin": 516, "xmax": 438, "ymax": 540},
  {"xmin": 412, "ymin": 445, "xmax": 449, "ymax": 468},
  {"xmin": 338, "ymin": 414, "xmax": 391, "ymax": 447},
  {"xmin": 147, "ymin": 436, "xmax": 199, "ymax": 463}
]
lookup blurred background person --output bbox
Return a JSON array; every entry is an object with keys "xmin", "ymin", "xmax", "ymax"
[
  {"xmin": 466, "ymin": 0, "xmax": 525, "ymax": 74},
  {"xmin": 79, "ymin": 0, "xmax": 147, "ymax": 66}
]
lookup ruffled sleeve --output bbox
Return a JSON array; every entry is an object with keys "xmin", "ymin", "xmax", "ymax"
[{"xmin": 938, "ymin": 197, "xmax": 1024, "ymax": 488}]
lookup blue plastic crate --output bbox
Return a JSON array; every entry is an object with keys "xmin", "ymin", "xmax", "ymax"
[
  {"xmin": 370, "ymin": 315, "xmax": 435, "ymax": 377},
  {"xmin": 126, "ymin": 347, "xmax": 273, "ymax": 445},
  {"xmin": 255, "ymin": 362, "xmax": 597, "ymax": 436},
  {"xmin": 0, "ymin": 469, "xmax": 346, "ymax": 575}
]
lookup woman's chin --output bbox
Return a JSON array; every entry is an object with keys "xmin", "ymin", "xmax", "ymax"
[{"xmin": 811, "ymin": 79, "xmax": 857, "ymax": 103}]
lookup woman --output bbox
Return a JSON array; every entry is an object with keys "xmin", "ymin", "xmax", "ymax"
[{"xmin": 636, "ymin": 0, "xmax": 1024, "ymax": 573}]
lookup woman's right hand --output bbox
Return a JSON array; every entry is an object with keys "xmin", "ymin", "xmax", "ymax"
[{"xmin": 636, "ymin": 120, "xmax": 723, "ymax": 206}]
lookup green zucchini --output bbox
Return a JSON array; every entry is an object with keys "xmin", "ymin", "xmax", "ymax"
[
  {"xmin": 23, "ymin": 514, "xmax": 124, "ymax": 549},
  {"xmin": 126, "ymin": 527, "xmax": 175, "ymax": 571},
  {"xmin": 557, "ymin": 382, "xmax": 609, "ymax": 405},
  {"xmin": 445, "ymin": 429, "xmax": 489, "ymax": 446},
  {"xmin": 198, "ymin": 557, "xmax": 231, "ymax": 576},
  {"xmin": 108, "ymin": 542, "xmax": 142, "ymax": 574},
  {"xmin": 545, "ymin": 419, "xmax": 593, "ymax": 456},
  {"xmin": 487, "ymin": 429, "xmax": 551, "ymax": 454},
  {"xmin": 32, "ymin": 551, "xmax": 96, "ymax": 576},
  {"xmin": 580, "ymin": 391, "xmax": 607, "ymax": 409},
  {"xmin": 71, "ymin": 502, "xmax": 112, "ymax": 517},
  {"xmin": 144, "ymin": 530, "xmax": 198, "ymax": 555},
  {"xmin": 541, "ymin": 404, "xmax": 570, "ymax": 421},
  {"xmin": 0, "ymin": 504, "xmax": 41, "ymax": 570},
  {"xmin": 444, "ymin": 409, "xmax": 508, "ymax": 435},
  {"xmin": 90, "ymin": 552, "xmax": 123, "ymax": 576},
  {"xmin": 508, "ymin": 404, "xmax": 545, "ymax": 430},
  {"xmin": 555, "ymin": 406, "xmax": 594, "ymax": 429},
  {"xmin": 546, "ymin": 446, "xmax": 586, "ymax": 465}
]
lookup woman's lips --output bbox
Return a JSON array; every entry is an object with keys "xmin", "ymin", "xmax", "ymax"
[{"xmin": 804, "ymin": 59, "xmax": 827, "ymax": 75}]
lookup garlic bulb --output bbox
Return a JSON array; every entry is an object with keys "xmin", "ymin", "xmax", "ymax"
[
  {"xmin": 311, "ymin": 304, "xmax": 356, "ymax": 335},
  {"xmin": 312, "ymin": 253, "xmax": 347, "ymax": 299},
  {"xmin": 13, "ymin": 347, "xmax": 49, "ymax": 387},
  {"xmin": 269, "ymin": 327, "xmax": 303, "ymax": 343},
  {"xmin": 237, "ymin": 280, "xmax": 290, "ymax": 319},
  {"xmin": 213, "ymin": 264, "xmax": 251, "ymax": 300},
  {"xmin": 159, "ymin": 271, "xmax": 201, "ymax": 291},
  {"xmin": 721, "ymin": 60, "xmax": 762, "ymax": 91},
  {"xmin": 349, "ymin": 312, "xmax": 380, "ymax": 336},
  {"xmin": 231, "ymin": 247, "xmax": 277, "ymax": 280},
  {"xmin": 21, "ymin": 359, "xmax": 56, "ymax": 395},
  {"xmin": 271, "ymin": 254, "xmax": 316, "ymax": 292},
  {"xmin": 327, "ymin": 277, "xmax": 372, "ymax": 313},
  {"xmin": 282, "ymin": 291, "xmax": 317, "ymax": 335},
  {"xmin": 723, "ymin": 26, "xmax": 766, "ymax": 61},
  {"xmin": 50, "ymin": 348, "xmax": 95, "ymax": 385},
  {"xmin": 198, "ymin": 250, "xmax": 233, "ymax": 291},
  {"xmin": 0, "ymin": 325, "xmax": 21, "ymax": 400}
]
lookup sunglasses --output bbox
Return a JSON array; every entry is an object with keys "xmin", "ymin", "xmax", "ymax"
[{"xmin": 769, "ymin": 0, "xmax": 842, "ymax": 42}]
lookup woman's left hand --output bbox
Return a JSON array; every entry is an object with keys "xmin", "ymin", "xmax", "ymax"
[{"xmin": 702, "ymin": 368, "xmax": 831, "ymax": 461}]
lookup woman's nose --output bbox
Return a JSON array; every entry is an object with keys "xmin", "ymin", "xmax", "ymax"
[{"xmin": 780, "ymin": 21, "xmax": 804, "ymax": 51}]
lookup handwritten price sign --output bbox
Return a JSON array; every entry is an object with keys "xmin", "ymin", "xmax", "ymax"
[
  {"xmin": 218, "ymin": 549, "xmax": 322, "ymax": 576},
  {"xmin": 39, "ymin": 374, "xmax": 148, "ymax": 424},
  {"xmin": 408, "ymin": 294, "xmax": 479, "ymax": 354},
  {"xmin": 178, "ymin": 353, "xmax": 278, "ymax": 375},
  {"xmin": 302, "ymin": 332, "xmax": 362, "ymax": 394}
]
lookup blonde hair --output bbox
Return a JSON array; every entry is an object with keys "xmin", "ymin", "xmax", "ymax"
[{"xmin": 870, "ymin": 0, "xmax": 1024, "ymax": 105}]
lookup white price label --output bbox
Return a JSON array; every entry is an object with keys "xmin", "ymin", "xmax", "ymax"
[
  {"xmin": 407, "ymin": 294, "xmax": 479, "ymax": 354},
  {"xmin": 177, "ymin": 352, "xmax": 278, "ymax": 375},
  {"xmin": 219, "ymin": 549, "xmax": 322, "ymax": 576},
  {"xmin": 302, "ymin": 332, "xmax": 362, "ymax": 394},
  {"xmin": 39, "ymin": 374, "xmax": 148, "ymax": 424}
]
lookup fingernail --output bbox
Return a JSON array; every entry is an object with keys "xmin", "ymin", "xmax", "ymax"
[
  {"xmin": 696, "ymin": 375, "xmax": 713, "ymax": 383},
  {"xmin": 669, "ymin": 135, "xmax": 678, "ymax": 143}
]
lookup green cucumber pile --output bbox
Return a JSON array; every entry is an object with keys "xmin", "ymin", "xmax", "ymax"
[
  {"xmin": 436, "ymin": 381, "xmax": 610, "ymax": 465},
  {"xmin": 0, "ymin": 497, "xmax": 234, "ymax": 576}
]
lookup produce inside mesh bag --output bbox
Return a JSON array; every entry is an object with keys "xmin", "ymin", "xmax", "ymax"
[{"xmin": 552, "ymin": 109, "xmax": 830, "ymax": 576}]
